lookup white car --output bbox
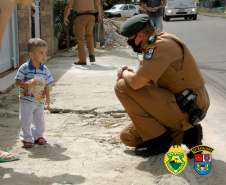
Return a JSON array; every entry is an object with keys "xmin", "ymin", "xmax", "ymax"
[
  {"xmin": 104, "ymin": 4, "xmax": 138, "ymax": 18},
  {"xmin": 164, "ymin": 0, "xmax": 197, "ymax": 21}
]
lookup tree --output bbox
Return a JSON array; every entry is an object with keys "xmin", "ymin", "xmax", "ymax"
[{"xmin": 54, "ymin": 0, "xmax": 75, "ymax": 50}]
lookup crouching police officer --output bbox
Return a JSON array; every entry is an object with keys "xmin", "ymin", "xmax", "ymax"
[
  {"xmin": 64, "ymin": 0, "xmax": 102, "ymax": 65},
  {"xmin": 115, "ymin": 15, "xmax": 210, "ymax": 158}
]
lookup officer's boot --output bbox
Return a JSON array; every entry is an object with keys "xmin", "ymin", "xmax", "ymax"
[
  {"xmin": 135, "ymin": 132, "xmax": 176, "ymax": 157},
  {"xmin": 182, "ymin": 123, "xmax": 203, "ymax": 159},
  {"xmin": 89, "ymin": 55, "xmax": 95, "ymax": 62}
]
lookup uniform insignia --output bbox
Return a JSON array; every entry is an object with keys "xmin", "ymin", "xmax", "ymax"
[
  {"xmin": 148, "ymin": 35, "xmax": 157, "ymax": 44},
  {"xmin": 164, "ymin": 145, "xmax": 187, "ymax": 175},
  {"xmin": 190, "ymin": 145, "xmax": 215, "ymax": 175},
  {"xmin": 145, "ymin": 44, "xmax": 156, "ymax": 60}
]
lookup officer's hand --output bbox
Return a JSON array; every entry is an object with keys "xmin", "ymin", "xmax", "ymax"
[
  {"xmin": 117, "ymin": 66, "xmax": 133, "ymax": 79},
  {"xmin": 98, "ymin": 15, "xmax": 102, "ymax": 24},
  {"xmin": 64, "ymin": 17, "xmax": 69, "ymax": 26},
  {"xmin": 116, "ymin": 77, "xmax": 122, "ymax": 82}
]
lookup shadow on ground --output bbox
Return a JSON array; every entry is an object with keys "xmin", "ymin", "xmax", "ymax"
[
  {"xmin": 0, "ymin": 167, "xmax": 85, "ymax": 185},
  {"xmin": 25, "ymin": 143, "xmax": 71, "ymax": 161}
]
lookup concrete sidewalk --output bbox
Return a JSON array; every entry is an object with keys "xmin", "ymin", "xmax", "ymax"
[
  {"xmin": 0, "ymin": 49, "xmax": 200, "ymax": 185},
  {"xmin": 47, "ymin": 49, "xmax": 139, "ymax": 114}
]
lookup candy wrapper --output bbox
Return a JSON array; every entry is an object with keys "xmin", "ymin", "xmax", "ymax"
[{"xmin": 28, "ymin": 75, "xmax": 46, "ymax": 97}]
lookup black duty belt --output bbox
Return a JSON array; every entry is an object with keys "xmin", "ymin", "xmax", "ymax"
[
  {"xmin": 77, "ymin": 13, "xmax": 95, "ymax": 16},
  {"xmin": 176, "ymin": 88, "xmax": 206, "ymax": 126},
  {"xmin": 74, "ymin": 11, "xmax": 99, "ymax": 22}
]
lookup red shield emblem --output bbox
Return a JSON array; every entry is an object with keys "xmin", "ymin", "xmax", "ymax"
[
  {"xmin": 204, "ymin": 154, "xmax": 211, "ymax": 162},
  {"xmin": 194, "ymin": 154, "xmax": 203, "ymax": 162}
]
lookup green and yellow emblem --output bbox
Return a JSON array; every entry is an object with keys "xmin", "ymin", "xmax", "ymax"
[{"xmin": 164, "ymin": 145, "xmax": 187, "ymax": 175}]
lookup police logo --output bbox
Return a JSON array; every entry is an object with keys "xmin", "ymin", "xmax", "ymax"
[
  {"xmin": 190, "ymin": 145, "xmax": 215, "ymax": 175},
  {"xmin": 194, "ymin": 154, "xmax": 211, "ymax": 175},
  {"xmin": 164, "ymin": 145, "xmax": 187, "ymax": 175},
  {"xmin": 145, "ymin": 44, "xmax": 156, "ymax": 60}
]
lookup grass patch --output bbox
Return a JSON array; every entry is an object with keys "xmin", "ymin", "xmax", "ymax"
[
  {"xmin": 54, "ymin": 134, "xmax": 62, "ymax": 137},
  {"xmin": 113, "ymin": 22, "xmax": 122, "ymax": 28},
  {"xmin": 112, "ymin": 17, "xmax": 128, "ymax": 21}
]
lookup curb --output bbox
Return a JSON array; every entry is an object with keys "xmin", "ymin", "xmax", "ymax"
[{"xmin": 198, "ymin": 12, "xmax": 226, "ymax": 18}]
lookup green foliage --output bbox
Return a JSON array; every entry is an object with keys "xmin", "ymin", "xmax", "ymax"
[{"xmin": 54, "ymin": 0, "xmax": 74, "ymax": 38}]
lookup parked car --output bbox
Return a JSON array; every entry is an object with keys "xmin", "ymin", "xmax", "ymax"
[{"xmin": 104, "ymin": 4, "xmax": 138, "ymax": 18}]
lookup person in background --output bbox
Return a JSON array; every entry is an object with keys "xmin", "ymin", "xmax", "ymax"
[
  {"xmin": 141, "ymin": 0, "xmax": 166, "ymax": 31},
  {"xmin": 139, "ymin": 6, "xmax": 147, "ymax": 14},
  {"xmin": 135, "ymin": 2, "xmax": 140, "ymax": 11},
  {"xmin": 64, "ymin": 0, "xmax": 102, "ymax": 65}
]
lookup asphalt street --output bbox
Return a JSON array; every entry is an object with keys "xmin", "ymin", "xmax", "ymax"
[{"xmin": 164, "ymin": 14, "xmax": 226, "ymax": 141}]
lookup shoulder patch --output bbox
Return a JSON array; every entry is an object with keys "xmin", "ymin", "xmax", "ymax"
[{"xmin": 144, "ymin": 44, "xmax": 156, "ymax": 60}]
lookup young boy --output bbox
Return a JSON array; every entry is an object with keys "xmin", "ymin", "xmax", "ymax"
[{"xmin": 15, "ymin": 38, "xmax": 53, "ymax": 148}]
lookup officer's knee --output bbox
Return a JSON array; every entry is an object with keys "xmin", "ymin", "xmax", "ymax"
[
  {"xmin": 114, "ymin": 79, "xmax": 126, "ymax": 93},
  {"xmin": 120, "ymin": 132, "xmax": 145, "ymax": 147},
  {"xmin": 120, "ymin": 132, "xmax": 131, "ymax": 146}
]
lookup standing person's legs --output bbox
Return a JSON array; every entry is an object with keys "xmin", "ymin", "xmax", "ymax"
[
  {"xmin": 149, "ymin": 16, "xmax": 163, "ymax": 31},
  {"xmin": 149, "ymin": 18, "xmax": 155, "ymax": 28},
  {"xmin": 85, "ymin": 15, "xmax": 95, "ymax": 57},
  {"xmin": 74, "ymin": 16, "xmax": 87, "ymax": 63},
  {"xmin": 31, "ymin": 103, "xmax": 45, "ymax": 141},
  {"xmin": 19, "ymin": 103, "xmax": 35, "ymax": 143},
  {"xmin": 115, "ymin": 79, "xmax": 192, "ymax": 145},
  {"xmin": 154, "ymin": 16, "xmax": 163, "ymax": 31}
]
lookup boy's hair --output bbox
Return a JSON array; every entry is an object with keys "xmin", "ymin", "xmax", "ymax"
[{"xmin": 27, "ymin": 38, "xmax": 47, "ymax": 53}]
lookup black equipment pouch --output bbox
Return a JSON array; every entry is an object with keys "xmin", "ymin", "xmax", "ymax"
[
  {"xmin": 176, "ymin": 89, "xmax": 206, "ymax": 125},
  {"xmin": 74, "ymin": 11, "xmax": 77, "ymax": 19},
  {"xmin": 94, "ymin": 12, "xmax": 99, "ymax": 23}
]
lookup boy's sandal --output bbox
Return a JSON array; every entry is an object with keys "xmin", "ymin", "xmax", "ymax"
[
  {"xmin": 0, "ymin": 147, "xmax": 9, "ymax": 152},
  {"xmin": 0, "ymin": 153, "xmax": 20, "ymax": 162},
  {"xmin": 35, "ymin": 137, "xmax": 47, "ymax": 145},
  {"xmin": 22, "ymin": 141, "xmax": 34, "ymax": 148}
]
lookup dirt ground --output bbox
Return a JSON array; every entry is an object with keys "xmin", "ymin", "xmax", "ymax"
[
  {"xmin": 0, "ymin": 86, "xmax": 193, "ymax": 185},
  {"xmin": 1, "ymin": 50, "xmax": 223, "ymax": 185}
]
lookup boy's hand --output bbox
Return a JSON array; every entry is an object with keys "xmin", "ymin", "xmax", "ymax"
[
  {"xmin": 25, "ymin": 81, "xmax": 35, "ymax": 89},
  {"xmin": 45, "ymin": 98, "xmax": 50, "ymax": 109}
]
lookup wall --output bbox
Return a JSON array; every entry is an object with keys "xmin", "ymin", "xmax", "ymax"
[
  {"xmin": 18, "ymin": 6, "xmax": 31, "ymax": 65},
  {"xmin": 17, "ymin": 0, "xmax": 57, "ymax": 66},
  {"xmin": 40, "ymin": 0, "xmax": 58, "ymax": 56}
]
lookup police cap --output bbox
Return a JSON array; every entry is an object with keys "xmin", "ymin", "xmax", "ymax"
[{"xmin": 120, "ymin": 14, "xmax": 150, "ymax": 37}]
